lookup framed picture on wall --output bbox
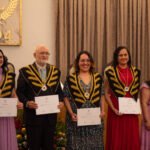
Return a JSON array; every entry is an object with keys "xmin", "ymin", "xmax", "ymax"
[{"xmin": 0, "ymin": 0, "xmax": 22, "ymax": 46}]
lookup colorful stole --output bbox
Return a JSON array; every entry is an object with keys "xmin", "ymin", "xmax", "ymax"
[
  {"xmin": 105, "ymin": 65, "xmax": 141, "ymax": 100},
  {"xmin": 20, "ymin": 63, "xmax": 60, "ymax": 95},
  {"xmin": 0, "ymin": 71, "xmax": 15, "ymax": 97},
  {"xmin": 66, "ymin": 72, "xmax": 103, "ymax": 108}
]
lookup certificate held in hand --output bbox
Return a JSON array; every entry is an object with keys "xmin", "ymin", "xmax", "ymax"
[
  {"xmin": 0, "ymin": 98, "xmax": 17, "ymax": 117},
  {"xmin": 118, "ymin": 97, "xmax": 141, "ymax": 114},
  {"xmin": 77, "ymin": 107, "xmax": 101, "ymax": 126},
  {"xmin": 35, "ymin": 95, "xmax": 60, "ymax": 115}
]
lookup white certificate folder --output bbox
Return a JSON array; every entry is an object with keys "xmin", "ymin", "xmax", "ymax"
[
  {"xmin": 35, "ymin": 95, "xmax": 60, "ymax": 115},
  {"xmin": 0, "ymin": 98, "xmax": 17, "ymax": 117},
  {"xmin": 77, "ymin": 107, "xmax": 101, "ymax": 126},
  {"xmin": 118, "ymin": 97, "xmax": 141, "ymax": 114}
]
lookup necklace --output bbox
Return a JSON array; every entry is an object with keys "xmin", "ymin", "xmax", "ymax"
[
  {"xmin": 84, "ymin": 83, "xmax": 91, "ymax": 99},
  {"xmin": 78, "ymin": 74, "xmax": 92, "ymax": 99},
  {"xmin": 117, "ymin": 67, "xmax": 130, "ymax": 92}
]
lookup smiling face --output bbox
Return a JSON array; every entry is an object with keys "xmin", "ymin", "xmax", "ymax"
[
  {"xmin": 78, "ymin": 53, "xmax": 91, "ymax": 73},
  {"xmin": 117, "ymin": 48, "xmax": 129, "ymax": 67},
  {"xmin": 0, "ymin": 51, "xmax": 4, "ymax": 67},
  {"xmin": 34, "ymin": 46, "xmax": 50, "ymax": 66}
]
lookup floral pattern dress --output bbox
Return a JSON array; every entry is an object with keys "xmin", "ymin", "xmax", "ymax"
[{"xmin": 64, "ymin": 73, "xmax": 104, "ymax": 150}]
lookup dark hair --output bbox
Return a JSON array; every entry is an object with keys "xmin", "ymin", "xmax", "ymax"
[
  {"xmin": 74, "ymin": 50, "xmax": 95, "ymax": 73},
  {"xmin": 113, "ymin": 46, "xmax": 131, "ymax": 67},
  {"xmin": 0, "ymin": 49, "xmax": 8, "ymax": 74}
]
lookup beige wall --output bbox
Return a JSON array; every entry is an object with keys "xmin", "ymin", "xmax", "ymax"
[{"xmin": 0, "ymin": 0, "xmax": 56, "ymax": 77}]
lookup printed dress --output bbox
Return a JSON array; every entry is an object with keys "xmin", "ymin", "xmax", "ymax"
[
  {"xmin": 0, "ymin": 71, "xmax": 18, "ymax": 150},
  {"xmin": 141, "ymin": 83, "xmax": 150, "ymax": 150},
  {"xmin": 64, "ymin": 72, "xmax": 104, "ymax": 150}
]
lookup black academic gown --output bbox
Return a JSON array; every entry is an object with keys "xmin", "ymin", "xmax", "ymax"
[{"xmin": 17, "ymin": 63, "xmax": 63, "ymax": 150}]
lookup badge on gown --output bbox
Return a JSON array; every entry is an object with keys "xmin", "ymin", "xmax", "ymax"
[{"xmin": 42, "ymin": 85, "xmax": 47, "ymax": 91}]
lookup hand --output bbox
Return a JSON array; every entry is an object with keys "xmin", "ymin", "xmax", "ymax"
[
  {"xmin": 100, "ymin": 111, "xmax": 105, "ymax": 119},
  {"xmin": 58, "ymin": 102, "xmax": 64, "ymax": 110},
  {"xmin": 70, "ymin": 113, "xmax": 77, "ymax": 122},
  {"xmin": 145, "ymin": 121, "xmax": 150, "ymax": 130},
  {"xmin": 113, "ymin": 108, "xmax": 123, "ymax": 116},
  {"xmin": 26, "ymin": 101, "xmax": 38, "ymax": 109},
  {"xmin": 17, "ymin": 101, "xmax": 23, "ymax": 109}
]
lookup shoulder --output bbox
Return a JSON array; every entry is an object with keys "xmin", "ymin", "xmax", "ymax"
[
  {"xmin": 104, "ymin": 66, "xmax": 115, "ymax": 77},
  {"xmin": 131, "ymin": 66, "xmax": 141, "ymax": 76},
  {"xmin": 65, "ymin": 73, "xmax": 77, "ymax": 84},
  {"xmin": 131, "ymin": 66, "xmax": 140, "ymax": 72},
  {"xmin": 47, "ymin": 64, "xmax": 60, "ymax": 71},
  {"xmin": 93, "ymin": 72, "xmax": 103, "ymax": 83},
  {"xmin": 93, "ymin": 72, "xmax": 102, "ymax": 78},
  {"xmin": 7, "ymin": 63, "xmax": 15, "ymax": 73},
  {"xmin": 104, "ymin": 65, "xmax": 114, "ymax": 73},
  {"xmin": 66, "ymin": 73, "xmax": 76, "ymax": 79},
  {"xmin": 19, "ymin": 64, "xmax": 31, "ymax": 72}
]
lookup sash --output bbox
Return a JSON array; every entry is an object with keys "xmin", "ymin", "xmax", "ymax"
[
  {"xmin": 105, "ymin": 65, "xmax": 141, "ymax": 100},
  {"xmin": 66, "ymin": 72, "xmax": 103, "ymax": 108},
  {"xmin": 0, "ymin": 71, "xmax": 15, "ymax": 97},
  {"xmin": 20, "ymin": 63, "xmax": 60, "ymax": 95}
]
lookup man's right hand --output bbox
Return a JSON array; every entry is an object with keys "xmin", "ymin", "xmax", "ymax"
[{"xmin": 26, "ymin": 101, "xmax": 38, "ymax": 109}]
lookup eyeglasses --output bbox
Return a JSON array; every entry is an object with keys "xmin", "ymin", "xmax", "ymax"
[
  {"xmin": 39, "ymin": 52, "xmax": 50, "ymax": 56},
  {"xmin": 79, "ymin": 59, "xmax": 91, "ymax": 63}
]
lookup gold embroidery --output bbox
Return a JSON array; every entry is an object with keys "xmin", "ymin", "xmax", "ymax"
[
  {"xmin": 115, "ymin": 89, "xmax": 125, "ymax": 95},
  {"xmin": 131, "ymin": 89, "xmax": 138, "ymax": 95},
  {"xmin": 134, "ymin": 77, "xmax": 138, "ymax": 82},
  {"xmin": 32, "ymin": 82, "xmax": 43, "ymax": 87},
  {"xmin": 1, "ymin": 91, "xmax": 12, "ymax": 97},
  {"xmin": 114, "ymin": 83, "xmax": 124, "ymax": 90},
  {"xmin": 95, "ymin": 84, "xmax": 100, "ymax": 89},
  {"xmin": 26, "ymin": 66, "xmax": 42, "ymax": 84},
  {"xmin": 47, "ymin": 66, "xmax": 59, "ymax": 87},
  {"xmin": 69, "ymin": 78, "xmax": 76, "ymax": 84},
  {"xmin": 110, "ymin": 77, "xmax": 118, "ymax": 82},
  {"xmin": 68, "ymin": 73, "xmax": 102, "ymax": 107},
  {"xmin": 48, "ymin": 82, "xmax": 57, "ymax": 87},
  {"xmin": 132, "ymin": 83, "xmax": 139, "ymax": 89},
  {"xmin": 0, "ymin": 71, "xmax": 15, "ymax": 97},
  {"xmin": 91, "ymin": 91, "xmax": 100, "ymax": 98},
  {"xmin": 95, "ymin": 77, "xmax": 100, "ymax": 83},
  {"xmin": 75, "ymin": 98, "xmax": 85, "ymax": 103},
  {"xmin": 50, "ymin": 76, "xmax": 58, "ymax": 81},
  {"xmin": 73, "ymin": 92, "xmax": 83, "ymax": 98},
  {"xmin": 91, "ymin": 97, "xmax": 100, "ymax": 104},
  {"xmin": 94, "ymin": 73, "xmax": 100, "ymax": 78},
  {"xmin": 2, "ymin": 85, "xmax": 11, "ymax": 91},
  {"xmin": 26, "ymin": 70, "xmax": 35, "ymax": 76},
  {"xmin": 108, "ymin": 71, "xmax": 115, "ymax": 76},
  {"xmin": 71, "ymin": 85, "xmax": 79, "ymax": 91}
]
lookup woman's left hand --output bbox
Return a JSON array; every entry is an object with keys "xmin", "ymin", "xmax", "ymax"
[
  {"xmin": 145, "ymin": 121, "xmax": 150, "ymax": 130},
  {"xmin": 58, "ymin": 102, "xmax": 64, "ymax": 110},
  {"xmin": 100, "ymin": 111, "xmax": 105, "ymax": 119}
]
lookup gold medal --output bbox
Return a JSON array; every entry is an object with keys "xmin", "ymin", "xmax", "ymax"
[
  {"xmin": 124, "ymin": 86, "xmax": 129, "ymax": 92},
  {"xmin": 84, "ymin": 92, "xmax": 90, "ymax": 99},
  {"xmin": 42, "ymin": 85, "xmax": 47, "ymax": 91}
]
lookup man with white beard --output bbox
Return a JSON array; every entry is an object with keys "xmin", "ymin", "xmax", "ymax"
[{"xmin": 17, "ymin": 45, "xmax": 64, "ymax": 150}]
